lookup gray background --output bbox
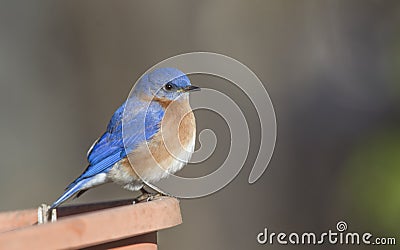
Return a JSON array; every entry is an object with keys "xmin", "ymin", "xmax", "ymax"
[{"xmin": 1, "ymin": 1, "xmax": 399, "ymax": 249}]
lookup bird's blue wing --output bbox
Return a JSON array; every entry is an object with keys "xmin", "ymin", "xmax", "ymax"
[
  {"xmin": 66, "ymin": 100, "xmax": 164, "ymax": 190},
  {"xmin": 50, "ymin": 99, "xmax": 164, "ymax": 209}
]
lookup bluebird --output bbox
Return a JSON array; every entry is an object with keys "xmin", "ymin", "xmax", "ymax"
[{"xmin": 50, "ymin": 68, "xmax": 199, "ymax": 209}]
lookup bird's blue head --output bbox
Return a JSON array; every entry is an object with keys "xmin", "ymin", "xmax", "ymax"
[{"xmin": 134, "ymin": 68, "xmax": 200, "ymax": 101}]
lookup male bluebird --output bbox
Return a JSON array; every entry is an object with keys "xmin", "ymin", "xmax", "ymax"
[{"xmin": 50, "ymin": 68, "xmax": 199, "ymax": 209}]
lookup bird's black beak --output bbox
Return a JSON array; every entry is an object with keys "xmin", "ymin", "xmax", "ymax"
[{"xmin": 183, "ymin": 85, "xmax": 201, "ymax": 92}]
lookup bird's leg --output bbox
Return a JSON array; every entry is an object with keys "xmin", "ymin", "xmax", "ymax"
[
  {"xmin": 143, "ymin": 185, "xmax": 172, "ymax": 200},
  {"xmin": 133, "ymin": 186, "xmax": 168, "ymax": 203},
  {"xmin": 133, "ymin": 187, "xmax": 155, "ymax": 203}
]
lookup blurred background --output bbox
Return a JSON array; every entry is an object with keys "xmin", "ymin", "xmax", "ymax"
[{"xmin": 0, "ymin": 0, "xmax": 399, "ymax": 249}]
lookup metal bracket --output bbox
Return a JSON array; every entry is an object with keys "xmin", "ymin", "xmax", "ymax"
[{"xmin": 38, "ymin": 204, "xmax": 57, "ymax": 224}]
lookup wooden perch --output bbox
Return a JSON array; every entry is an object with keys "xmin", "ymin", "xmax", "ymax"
[{"xmin": 0, "ymin": 197, "xmax": 182, "ymax": 249}]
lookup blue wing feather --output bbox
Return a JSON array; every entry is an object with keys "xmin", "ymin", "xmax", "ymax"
[{"xmin": 63, "ymin": 99, "xmax": 164, "ymax": 192}]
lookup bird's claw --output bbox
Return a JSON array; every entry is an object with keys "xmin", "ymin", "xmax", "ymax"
[{"xmin": 133, "ymin": 192, "xmax": 164, "ymax": 204}]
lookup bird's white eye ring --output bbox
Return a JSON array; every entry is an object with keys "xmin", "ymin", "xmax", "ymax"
[{"xmin": 164, "ymin": 82, "xmax": 173, "ymax": 91}]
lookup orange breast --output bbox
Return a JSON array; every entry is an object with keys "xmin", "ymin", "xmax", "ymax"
[{"xmin": 123, "ymin": 97, "xmax": 196, "ymax": 182}]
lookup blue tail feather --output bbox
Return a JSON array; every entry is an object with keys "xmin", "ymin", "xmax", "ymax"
[{"xmin": 50, "ymin": 178, "xmax": 90, "ymax": 209}]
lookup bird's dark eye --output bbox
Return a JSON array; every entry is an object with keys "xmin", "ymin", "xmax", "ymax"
[{"xmin": 164, "ymin": 82, "xmax": 173, "ymax": 91}]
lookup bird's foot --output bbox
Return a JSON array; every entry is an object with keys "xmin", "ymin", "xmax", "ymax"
[{"xmin": 133, "ymin": 192, "xmax": 165, "ymax": 204}]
